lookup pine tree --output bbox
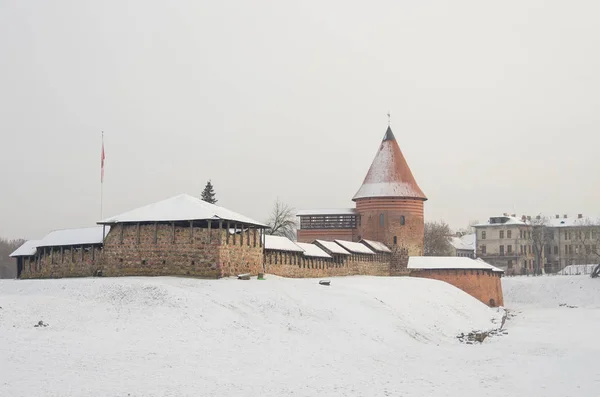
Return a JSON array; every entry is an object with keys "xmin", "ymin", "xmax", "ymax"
[{"xmin": 201, "ymin": 180, "xmax": 217, "ymax": 204}]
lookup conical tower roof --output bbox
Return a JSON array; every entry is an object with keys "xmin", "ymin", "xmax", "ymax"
[{"xmin": 352, "ymin": 126, "xmax": 427, "ymax": 201}]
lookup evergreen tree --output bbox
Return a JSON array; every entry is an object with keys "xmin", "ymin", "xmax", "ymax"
[{"xmin": 201, "ymin": 180, "xmax": 217, "ymax": 204}]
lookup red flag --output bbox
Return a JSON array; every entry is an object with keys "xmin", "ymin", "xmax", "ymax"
[{"xmin": 101, "ymin": 139, "xmax": 105, "ymax": 183}]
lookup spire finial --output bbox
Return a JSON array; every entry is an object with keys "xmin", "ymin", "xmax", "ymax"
[{"xmin": 387, "ymin": 111, "xmax": 391, "ymax": 126}]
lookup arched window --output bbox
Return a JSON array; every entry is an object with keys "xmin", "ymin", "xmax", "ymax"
[
  {"xmin": 379, "ymin": 214, "xmax": 384, "ymax": 227},
  {"xmin": 400, "ymin": 215, "xmax": 405, "ymax": 225}
]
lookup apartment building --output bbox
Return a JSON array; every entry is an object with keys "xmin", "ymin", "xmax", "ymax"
[{"xmin": 473, "ymin": 215, "xmax": 536, "ymax": 275}]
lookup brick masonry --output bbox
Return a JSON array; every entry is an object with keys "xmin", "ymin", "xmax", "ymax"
[
  {"xmin": 19, "ymin": 245, "xmax": 103, "ymax": 279},
  {"xmin": 410, "ymin": 269, "xmax": 504, "ymax": 307}
]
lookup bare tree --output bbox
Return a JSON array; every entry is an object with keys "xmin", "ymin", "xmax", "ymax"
[
  {"xmin": 0, "ymin": 237, "xmax": 25, "ymax": 279},
  {"xmin": 424, "ymin": 221, "xmax": 453, "ymax": 256},
  {"xmin": 266, "ymin": 199, "xmax": 297, "ymax": 240},
  {"xmin": 530, "ymin": 215, "xmax": 550, "ymax": 275},
  {"xmin": 570, "ymin": 218, "xmax": 600, "ymax": 278}
]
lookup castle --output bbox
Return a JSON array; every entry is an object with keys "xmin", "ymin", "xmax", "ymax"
[
  {"xmin": 10, "ymin": 124, "xmax": 503, "ymax": 307},
  {"xmin": 296, "ymin": 125, "xmax": 426, "ymax": 257}
]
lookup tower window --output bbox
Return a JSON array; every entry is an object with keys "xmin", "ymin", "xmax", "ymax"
[
  {"xmin": 379, "ymin": 214, "xmax": 384, "ymax": 227},
  {"xmin": 400, "ymin": 216, "xmax": 405, "ymax": 225}
]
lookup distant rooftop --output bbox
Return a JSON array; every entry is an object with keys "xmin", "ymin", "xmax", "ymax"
[
  {"xmin": 37, "ymin": 226, "xmax": 110, "ymax": 248},
  {"xmin": 314, "ymin": 240, "xmax": 351, "ymax": 255},
  {"xmin": 296, "ymin": 242, "xmax": 332, "ymax": 259},
  {"xmin": 359, "ymin": 239, "xmax": 392, "ymax": 253},
  {"xmin": 264, "ymin": 235, "xmax": 304, "ymax": 253},
  {"xmin": 451, "ymin": 234, "xmax": 475, "ymax": 251},
  {"xmin": 334, "ymin": 240, "xmax": 375, "ymax": 255}
]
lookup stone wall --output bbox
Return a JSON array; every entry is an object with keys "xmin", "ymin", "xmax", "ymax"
[
  {"xmin": 19, "ymin": 245, "xmax": 103, "ymax": 279},
  {"xmin": 101, "ymin": 223, "xmax": 263, "ymax": 278},
  {"xmin": 411, "ymin": 269, "xmax": 504, "ymax": 307},
  {"xmin": 264, "ymin": 250, "xmax": 392, "ymax": 278}
]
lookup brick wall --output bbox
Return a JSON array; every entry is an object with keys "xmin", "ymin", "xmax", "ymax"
[
  {"xmin": 410, "ymin": 269, "xmax": 504, "ymax": 307},
  {"xmin": 355, "ymin": 198, "xmax": 424, "ymax": 256},
  {"xmin": 20, "ymin": 245, "xmax": 103, "ymax": 279}
]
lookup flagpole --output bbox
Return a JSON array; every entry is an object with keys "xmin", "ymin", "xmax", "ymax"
[{"xmin": 101, "ymin": 131, "xmax": 104, "ymax": 220}]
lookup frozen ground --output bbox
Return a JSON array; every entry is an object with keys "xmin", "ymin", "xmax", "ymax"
[{"xmin": 0, "ymin": 275, "xmax": 598, "ymax": 396}]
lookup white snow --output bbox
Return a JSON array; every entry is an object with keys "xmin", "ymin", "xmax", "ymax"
[
  {"xmin": 9, "ymin": 240, "xmax": 41, "ymax": 257},
  {"xmin": 99, "ymin": 193, "xmax": 267, "ymax": 227},
  {"xmin": 1, "ymin": 275, "xmax": 599, "ymax": 396},
  {"xmin": 503, "ymin": 275, "xmax": 600, "ymax": 308},
  {"xmin": 296, "ymin": 242, "xmax": 332, "ymax": 258},
  {"xmin": 360, "ymin": 239, "xmax": 392, "ymax": 253},
  {"xmin": 557, "ymin": 264, "xmax": 598, "ymax": 275},
  {"xmin": 37, "ymin": 226, "xmax": 110, "ymax": 248},
  {"xmin": 314, "ymin": 239, "xmax": 351, "ymax": 255},
  {"xmin": 264, "ymin": 235, "xmax": 304, "ymax": 252},
  {"xmin": 450, "ymin": 234, "xmax": 475, "ymax": 251},
  {"xmin": 296, "ymin": 208, "xmax": 357, "ymax": 216},
  {"xmin": 408, "ymin": 256, "xmax": 504, "ymax": 272},
  {"xmin": 334, "ymin": 239, "xmax": 374, "ymax": 255}
]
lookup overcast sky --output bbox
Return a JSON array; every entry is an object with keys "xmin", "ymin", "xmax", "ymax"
[{"xmin": 1, "ymin": 0, "xmax": 599, "ymax": 240}]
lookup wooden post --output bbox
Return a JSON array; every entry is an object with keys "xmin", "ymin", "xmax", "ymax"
[
  {"xmin": 136, "ymin": 223, "xmax": 140, "ymax": 245},
  {"xmin": 240, "ymin": 224, "xmax": 244, "ymax": 246},
  {"xmin": 172, "ymin": 222, "xmax": 175, "ymax": 243},
  {"xmin": 154, "ymin": 222, "xmax": 158, "ymax": 245},
  {"xmin": 81, "ymin": 245, "xmax": 84, "ymax": 262},
  {"xmin": 219, "ymin": 220, "xmax": 223, "ymax": 245},
  {"xmin": 246, "ymin": 226, "xmax": 250, "ymax": 247},
  {"xmin": 61, "ymin": 246, "xmax": 64, "ymax": 263},
  {"xmin": 253, "ymin": 228, "xmax": 256, "ymax": 248},
  {"xmin": 91, "ymin": 245, "xmax": 95, "ymax": 261},
  {"xmin": 120, "ymin": 224, "xmax": 124, "ymax": 244},
  {"xmin": 71, "ymin": 246, "xmax": 74, "ymax": 262},
  {"xmin": 208, "ymin": 220, "xmax": 212, "ymax": 244},
  {"xmin": 190, "ymin": 221, "xmax": 194, "ymax": 243},
  {"xmin": 233, "ymin": 224, "xmax": 237, "ymax": 245},
  {"xmin": 226, "ymin": 222, "xmax": 230, "ymax": 245}
]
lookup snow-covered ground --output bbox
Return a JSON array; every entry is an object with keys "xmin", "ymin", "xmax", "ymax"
[{"xmin": 0, "ymin": 275, "xmax": 598, "ymax": 396}]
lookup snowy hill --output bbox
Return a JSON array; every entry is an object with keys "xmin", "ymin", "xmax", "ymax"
[
  {"xmin": 2, "ymin": 276, "xmax": 598, "ymax": 396},
  {"xmin": 503, "ymin": 275, "xmax": 600, "ymax": 308}
]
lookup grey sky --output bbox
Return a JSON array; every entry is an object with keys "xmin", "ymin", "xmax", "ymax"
[{"xmin": 1, "ymin": 0, "xmax": 599, "ymax": 240}]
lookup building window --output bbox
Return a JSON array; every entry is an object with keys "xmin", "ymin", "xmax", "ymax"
[
  {"xmin": 379, "ymin": 214, "xmax": 384, "ymax": 227},
  {"xmin": 481, "ymin": 245, "xmax": 486, "ymax": 254},
  {"xmin": 554, "ymin": 246, "xmax": 558, "ymax": 255},
  {"xmin": 520, "ymin": 230, "xmax": 523, "ymax": 239},
  {"xmin": 400, "ymin": 216, "xmax": 405, "ymax": 225},
  {"xmin": 569, "ymin": 245, "xmax": 573, "ymax": 255},
  {"xmin": 507, "ymin": 230, "xmax": 512, "ymax": 239},
  {"xmin": 393, "ymin": 236, "xmax": 397, "ymax": 245},
  {"xmin": 564, "ymin": 232, "xmax": 568, "ymax": 240},
  {"xmin": 481, "ymin": 231, "xmax": 486, "ymax": 240},
  {"xmin": 499, "ymin": 230, "xmax": 504, "ymax": 239},
  {"xmin": 507, "ymin": 245, "xmax": 512, "ymax": 253},
  {"xmin": 508, "ymin": 260, "xmax": 513, "ymax": 268},
  {"xmin": 528, "ymin": 231, "xmax": 531, "ymax": 239},
  {"xmin": 500, "ymin": 245, "xmax": 504, "ymax": 255}
]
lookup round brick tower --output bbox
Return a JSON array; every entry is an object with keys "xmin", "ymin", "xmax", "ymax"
[{"xmin": 353, "ymin": 126, "xmax": 427, "ymax": 255}]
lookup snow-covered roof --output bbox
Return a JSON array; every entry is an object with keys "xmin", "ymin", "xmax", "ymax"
[
  {"xmin": 547, "ymin": 217, "xmax": 600, "ymax": 228},
  {"xmin": 473, "ymin": 216, "xmax": 527, "ymax": 227},
  {"xmin": 314, "ymin": 240, "xmax": 351, "ymax": 255},
  {"xmin": 264, "ymin": 235, "xmax": 304, "ymax": 253},
  {"xmin": 296, "ymin": 208, "xmax": 358, "ymax": 216},
  {"xmin": 9, "ymin": 240, "xmax": 41, "ymax": 257},
  {"xmin": 334, "ymin": 240, "xmax": 375, "ymax": 255},
  {"xmin": 296, "ymin": 242, "xmax": 332, "ymax": 258},
  {"xmin": 353, "ymin": 127, "xmax": 426, "ymax": 201},
  {"xmin": 450, "ymin": 235, "xmax": 475, "ymax": 251},
  {"xmin": 359, "ymin": 239, "xmax": 391, "ymax": 253},
  {"xmin": 98, "ymin": 194, "xmax": 267, "ymax": 227},
  {"xmin": 37, "ymin": 226, "xmax": 110, "ymax": 248},
  {"xmin": 408, "ymin": 257, "xmax": 504, "ymax": 272}
]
